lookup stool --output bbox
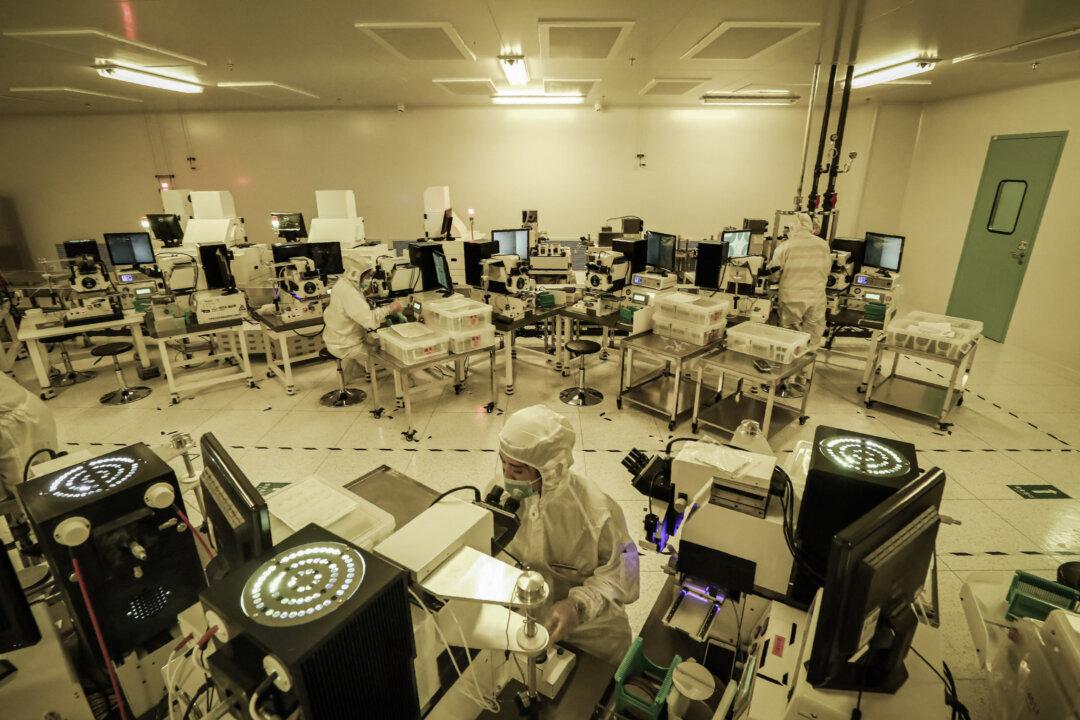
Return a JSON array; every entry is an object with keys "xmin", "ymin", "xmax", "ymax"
[
  {"xmin": 560, "ymin": 339, "xmax": 603, "ymax": 407},
  {"xmin": 319, "ymin": 348, "xmax": 365, "ymax": 407},
  {"xmin": 49, "ymin": 333, "xmax": 96, "ymax": 386},
  {"xmin": 91, "ymin": 342, "xmax": 151, "ymax": 405},
  {"xmin": 1058, "ymin": 561, "xmax": 1080, "ymax": 591}
]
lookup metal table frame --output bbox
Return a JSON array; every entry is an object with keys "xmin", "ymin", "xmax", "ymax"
[
  {"xmin": 859, "ymin": 334, "xmax": 978, "ymax": 430},
  {"xmin": 618, "ymin": 331, "xmax": 722, "ymax": 431},
  {"xmin": 691, "ymin": 349, "xmax": 815, "ymax": 437},
  {"xmin": 1, "ymin": 303, "xmax": 22, "ymax": 373},
  {"xmin": 493, "ymin": 306, "xmax": 562, "ymax": 395},
  {"xmin": 150, "ymin": 320, "xmax": 255, "ymax": 404},
  {"xmin": 252, "ymin": 310, "xmax": 325, "ymax": 395},
  {"xmin": 16, "ymin": 310, "xmax": 154, "ymax": 399},
  {"xmin": 553, "ymin": 306, "xmax": 620, "ymax": 376},
  {"xmin": 367, "ymin": 343, "xmax": 499, "ymax": 438}
]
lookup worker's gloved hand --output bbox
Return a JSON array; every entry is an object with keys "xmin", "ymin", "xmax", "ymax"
[
  {"xmin": 388, "ymin": 300, "xmax": 404, "ymax": 315},
  {"xmin": 543, "ymin": 599, "xmax": 581, "ymax": 645}
]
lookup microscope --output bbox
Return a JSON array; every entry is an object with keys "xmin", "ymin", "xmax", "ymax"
[
  {"xmin": 63, "ymin": 255, "xmax": 122, "ymax": 326},
  {"xmin": 369, "ymin": 255, "xmax": 421, "ymax": 299},
  {"xmin": 275, "ymin": 257, "xmax": 325, "ymax": 322},
  {"xmin": 585, "ymin": 249, "xmax": 632, "ymax": 293}
]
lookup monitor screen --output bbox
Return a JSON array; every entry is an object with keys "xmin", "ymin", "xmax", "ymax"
[
  {"xmin": 0, "ymin": 545, "xmax": 40, "ymax": 653},
  {"xmin": 722, "ymin": 229, "xmax": 752, "ymax": 259},
  {"xmin": 645, "ymin": 231, "xmax": 676, "ymax": 271},
  {"xmin": 271, "ymin": 242, "xmax": 312, "ymax": 266},
  {"xmin": 831, "ymin": 237, "xmax": 865, "ymax": 271},
  {"xmin": 492, "ymin": 228, "xmax": 530, "ymax": 258},
  {"xmin": 199, "ymin": 433, "xmax": 272, "ymax": 576},
  {"xmin": 308, "ymin": 241, "xmax": 344, "ymax": 276},
  {"xmin": 743, "ymin": 218, "xmax": 770, "ymax": 234},
  {"xmin": 146, "ymin": 214, "xmax": 184, "ymax": 244},
  {"xmin": 439, "ymin": 209, "xmax": 454, "ymax": 238},
  {"xmin": 863, "ymin": 232, "xmax": 905, "ymax": 272},
  {"xmin": 104, "ymin": 232, "xmax": 156, "ymax": 266},
  {"xmin": 62, "ymin": 239, "xmax": 103, "ymax": 265},
  {"xmin": 431, "ymin": 250, "xmax": 452, "ymax": 292},
  {"xmin": 199, "ymin": 243, "xmax": 233, "ymax": 290},
  {"xmin": 271, "ymin": 212, "xmax": 307, "ymax": 238}
]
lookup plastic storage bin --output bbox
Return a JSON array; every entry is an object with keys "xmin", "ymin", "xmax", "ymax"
[
  {"xmin": 665, "ymin": 320, "xmax": 725, "ymax": 346},
  {"xmin": 377, "ymin": 323, "xmax": 449, "ymax": 365},
  {"xmin": 653, "ymin": 292, "xmax": 699, "ymax": 321},
  {"xmin": 885, "ymin": 311, "xmax": 983, "ymax": 360},
  {"xmin": 725, "ymin": 322, "xmax": 810, "ymax": 364},
  {"xmin": 425, "ymin": 297, "xmax": 493, "ymax": 332},
  {"xmin": 448, "ymin": 326, "xmax": 496, "ymax": 353},
  {"xmin": 675, "ymin": 296, "xmax": 731, "ymax": 325}
]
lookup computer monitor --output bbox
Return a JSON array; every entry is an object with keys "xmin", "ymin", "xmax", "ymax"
[
  {"xmin": 431, "ymin": 250, "xmax": 452, "ymax": 295},
  {"xmin": 439, "ymin": 209, "xmax": 454, "ymax": 239},
  {"xmin": 806, "ymin": 467, "xmax": 946, "ymax": 694},
  {"xmin": 104, "ymin": 232, "xmax": 156, "ymax": 267},
  {"xmin": 199, "ymin": 433, "xmax": 272, "ymax": 577},
  {"xmin": 862, "ymin": 232, "xmax": 905, "ymax": 273},
  {"xmin": 743, "ymin": 218, "xmax": 770, "ymax": 234},
  {"xmin": 145, "ymin": 214, "xmax": 184, "ymax": 245},
  {"xmin": 198, "ymin": 243, "xmax": 235, "ymax": 291},
  {"xmin": 271, "ymin": 212, "xmax": 307, "ymax": 241},
  {"xmin": 271, "ymin": 242, "xmax": 312, "ymax": 267},
  {"xmin": 722, "ymin": 229, "xmax": 752, "ymax": 259},
  {"xmin": 492, "ymin": 228, "xmax": 530, "ymax": 258},
  {"xmin": 308, "ymin": 241, "xmax": 344, "ymax": 276},
  {"xmin": 0, "ymin": 547, "xmax": 40, "ymax": 653},
  {"xmin": 831, "ymin": 237, "xmax": 865, "ymax": 271},
  {"xmin": 62, "ymin": 239, "xmax": 103, "ymax": 265},
  {"xmin": 645, "ymin": 231, "xmax": 676, "ymax": 272}
]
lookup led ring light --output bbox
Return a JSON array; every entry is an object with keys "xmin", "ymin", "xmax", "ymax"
[
  {"xmin": 46, "ymin": 456, "xmax": 141, "ymax": 499},
  {"xmin": 242, "ymin": 542, "xmax": 365, "ymax": 627},
  {"xmin": 818, "ymin": 436, "xmax": 910, "ymax": 478}
]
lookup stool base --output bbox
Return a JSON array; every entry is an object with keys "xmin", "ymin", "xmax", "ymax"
[
  {"xmin": 560, "ymin": 386, "xmax": 604, "ymax": 407},
  {"xmin": 100, "ymin": 386, "xmax": 152, "ymax": 405},
  {"xmin": 320, "ymin": 387, "xmax": 366, "ymax": 408},
  {"xmin": 55, "ymin": 370, "xmax": 97, "ymax": 387}
]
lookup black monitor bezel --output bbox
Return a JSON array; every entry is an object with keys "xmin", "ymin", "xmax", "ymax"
[
  {"xmin": 104, "ymin": 232, "xmax": 156, "ymax": 267},
  {"xmin": 862, "ymin": 232, "xmax": 905, "ymax": 273}
]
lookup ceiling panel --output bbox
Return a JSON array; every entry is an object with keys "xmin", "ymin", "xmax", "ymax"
[
  {"xmin": 433, "ymin": 78, "xmax": 498, "ymax": 96},
  {"xmin": 684, "ymin": 21, "xmax": 818, "ymax": 61},
  {"xmin": 355, "ymin": 22, "xmax": 476, "ymax": 61},
  {"xmin": 543, "ymin": 78, "xmax": 599, "ymax": 96},
  {"xmin": 640, "ymin": 78, "xmax": 709, "ymax": 95},
  {"xmin": 539, "ymin": 20, "xmax": 634, "ymax": 60}
]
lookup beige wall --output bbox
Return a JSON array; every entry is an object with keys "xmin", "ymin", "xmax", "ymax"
[
  {"xmin": 0, "ymin": 104, "xmax": 893, "ymax": 259},
  {"xmin": 896, "ymin": 76, "xmax": 1080, "ymax": 370}
]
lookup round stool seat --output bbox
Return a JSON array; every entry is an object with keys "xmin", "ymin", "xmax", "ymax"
[
  {"xmin": 47, "ymin": 333, "xmax": 83, "ymax": 345},
  {"xmin": 91, "ymin": 342, "xmax": 133, "ymax": 358},
  {"xmin": 1058, "ymin": 561, "xmax": 1080, "ymax": 591},
  {"xmin": 566, "ymin": 339, "xmax": 601, "ymax": 357},
  {"xmin": 320, "ymin": 347, "xmax": 342, "ymax": 362}
]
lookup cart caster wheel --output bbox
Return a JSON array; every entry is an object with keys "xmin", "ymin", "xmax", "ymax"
[
  {"xmin": 247, "ymin": 380, "xmax": 257, "ymax": 389},
  {"xmin": 939, "ymin": 423, "xmax": 952, "ymax": 432},
  {"xmin": 668, "ymin": 421, "xmax": 676, "ymax": 431},
  {"xmin": 402, "ymin": 429, "xmax": 418, "ymax": 442},
  {"xmin": 691, "ymin": 422, "xmax": 699, "ymax": 434},
  {"xmin": 601, "ymin": 352, "xmax": 609, "ymax": 361},
  {"xmin": 616, "ymin": 398, "xmax": 623, "ymax": 410},
  {"xmin": 170, "ymin": 396, "xmax": 180, "ymax": 405},
  {"xmin": 857, "ymin": 385, "xmax": 866, "ymax": 394},
  {"xmin": 453, "ymin": 383, "xmax": 463, "ymax": 395},
  {"xmin": 395, "ymin": 397, "xmax": 405, "ymax": 410},
  {"xmin": 266, "ymin": 370, "xmax": 276, "ymax": 378},
  {"xmin": 485, "ymin": 402, "xmax": 495, "ymax": 414},
  {"xmin": 957, "ymin": 395, "xmax": 964, "ymax": 406},
  {"xmin": 40, "ymin": 390, "xmax": 56, "ymax": 401},
  {"xmin": 864, "ymin": 401, "xmax": 876, "ymax": 408},
  {"xmin": 799, "ymin": 416, "xmax": 809, "ymax": 426},
  {"xmin": 370, "ymin": 407, "xmax": 384, "ymax": 419},
  {"xmin": 286, "ymin": 387, "xmax": 296, "ymax": 396}
]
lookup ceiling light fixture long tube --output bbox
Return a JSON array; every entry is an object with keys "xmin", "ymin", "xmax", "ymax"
[
  {"xmin": 96, "ymin": 65, "xmax": 203, "ymax": 94},
  {"xmin": 850, "ymin": 60, "xmax": 936, "ymax": 89},
  {"xmin": 700, "ymin": 94, "xmax": 799, "ymax": 106},
  {"xmin": 498, "ymin": 55, "xmax": 529, "ymax": 86},
  {"xmin": 492, "ymin": 94, "xmax": 583, "ymax": 105}
]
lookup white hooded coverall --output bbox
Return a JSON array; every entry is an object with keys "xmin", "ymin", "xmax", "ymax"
[
  {"xmin": 321, "ymin": 258, "xmax": 394, "ymax": 376},
  {"xmin": 497, "ymin": 405, "xmax": 641, "ymax": 666},
  {"xmin": 769, "ymin": 214, "xmax": 832, "ymax": 346},
  {"xmin": 0, "ymin": 373, "xmax": 58, "ymax": 497}
]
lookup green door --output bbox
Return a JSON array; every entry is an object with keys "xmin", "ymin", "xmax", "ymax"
[{"xmin": 947, "ymin": 132, "xmax": 1067, "ymax": 341}]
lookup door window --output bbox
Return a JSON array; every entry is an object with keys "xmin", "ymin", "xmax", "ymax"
[{"xmin": 987, "ymin": 180, "xmax": 1027, "ymax": 234}]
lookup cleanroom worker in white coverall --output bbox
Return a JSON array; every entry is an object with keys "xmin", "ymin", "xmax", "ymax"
[
  {"xmin": 0, "ymin": 372, "xmax": 58, "ymax": 497},
  {"xmin": 495, "ymin": 405, "xmax": 640, "ymax": 666},
  {"xmin": 321, "ymin": 256, "xmax": 403, "ymax": 379},
  {"xmin": 768, "ymin": 213, "xmax": 832, "ymax": 348}
]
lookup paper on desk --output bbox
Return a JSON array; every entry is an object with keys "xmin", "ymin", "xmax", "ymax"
[{"xmin": 266, "ymin": 475, "xmax": 358, "ymax": 531}]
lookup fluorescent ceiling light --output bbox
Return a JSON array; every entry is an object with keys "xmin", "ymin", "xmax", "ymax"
[
  {"xmin": 492, "ymin": 93, "xmax": 584, "ymax": 105},
  {"xmin": 498, "ymin": 54, "xmax": 529, "ymax": 85},
  {"xmin": 700, "ymin": 93, "xmax": 799, "ymax": 106},
  {"xmin": 850, "ymin": 58, "xmax": 937, "ymax": 89},
  {"xmin": 952, "ymin": 27, "xmax": 1080, "ymax": 64},
  {"xmin": 96, "ymin": 63, "xmax": 203, "ymax": 93}
]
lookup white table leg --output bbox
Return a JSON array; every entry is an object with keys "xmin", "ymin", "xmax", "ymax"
[
  {"xmin": 503, "ymin": 330, "xmax": 515, "ymax": 395},
  {"xmin": 130, "ymin": 323, "xmax": 152, "ymax": 371},
  {"xmin": 278, "ymin": 333, "xmax": 295, "ymax": 394},
  {"xmin": 237, "ymin": 329, "xmax": 253, "ymax": 385},
  {"xmin": 158, "ymin": 338, "xmax": 180, "ymax": 403},
  {"xmin": 27, "ymin": 339, "xmax": 53, "ymax": 397}
]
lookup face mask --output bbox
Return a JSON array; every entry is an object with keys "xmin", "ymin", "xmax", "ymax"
[{"xmin": 504, "ymin": 476, "xmax": 540, "ymax": 501}]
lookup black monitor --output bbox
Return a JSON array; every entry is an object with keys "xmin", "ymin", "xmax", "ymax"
[
  {"xmin": 722, "ymin": 229, "xmax": 752, "ymax": 259},
  {"xmin": 431, "ymin": 250, "xmax": 453, "ymax": 296},
  {"xmin": 743, "ymin": 218, "xmax": 770, "ymax": 234},
  {"xmin": 806, "ymin": 467, "xmax": 946, "ymax": 694},
  {"xmin": 308, "ymin": 241, "xmax": 344, "ymax": 276},
  {"xmin": 198, "ymin": 243, "xmax": 235, "ymax": 291},
  {"xmin": 439, "ymin": 209, "xmax": 454, "ymax": 239},
  {"xmin": 492, "ymin": 228, "xmax": 530, "ymax": 258},
  {"xmin": 271, "ymin": 242, "xmax": 312, "ymax": 266},
  {"xmin": 62, "ymin": 239, "xmax": 103, "ymax": 265},
  {"xmin": 645, "ymin": 231, "xmax": 676, "ymax": 272},
  {"xmin": 831, "ymin": 237, "xmax": 865, "ymax": 271},
  {"xmin": 863, "ymin": 232, "xmax": 905, "ymax": 273},
  {"xmin": 104, "ymin": 232, "xmax": 156, "ymax": 267},
  {"xmin": 0, "ymin": 547, "xmax": 40, "ymax": 653},
  {"xmin": 271, "ymin": 212, "xmax": 307, "ymax": 241},
  {"xmin": 199, "ymin": 433, "xmax": 272, "ymax": 578},
  {"xmin": 146, "ymin": 214, "xmax": 184, "ymax": 246}
]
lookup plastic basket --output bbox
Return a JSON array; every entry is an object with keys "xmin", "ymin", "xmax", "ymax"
[
  {"xmin": 662, "ymin": 318, "xmax": 725, "ymax": 346},
  {"xmin": 448, "ymin": 326, "xmax": 495, "ymax": 353},
  {"xmin": 425, "ymin": 297, "xmax": 492, "ymax": 332},
  {"xmin": 613, "ymin": 637, "xmax": 680, "ymax": 720},
  {"xmin": 1005, "ymin": 570, "xmax": 1080, "ymax": 621},
  {"xmin": 653, "ymin": 292, "xmax": 699, "ymax": 322},
  {"xmin": 675, "ymin": 296, "xmax": 731, "ymax": 325},
  {"xmin": 725, "ymin": 322, "xmax": 810, "ymax": 364},
  {"xmin": 377, "ymin": 323, "xmax": 449, "ymax": 365},
  {"xmin": 885, "ymin": 310, "xmax": 983, "ymax": 360}
]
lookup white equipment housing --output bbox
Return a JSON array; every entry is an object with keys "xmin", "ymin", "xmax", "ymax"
[
  {"xmin": 160, "ymin": 188, "xmax": 193, "ymax": 230},
  {"xmin": 184, "ymin": 191, "xmax": 246, "ymax": 246},
  {"xmin": 423, "ymin": 185, "xmax": 469, "ymax": 239},
  {"xmin": 481, "ymin": 254, "xmax": 534, "ymax": 296},
  {"xmin": 190, "ymin": 289, "xmax": 246, "ymax": 323},
  {"xmin": 230, "ymin": 244, "xmax": 274, "ymax": 288},
  {"xmin": 309, "ymin": 189, "xmax": 368, "ymax": 244},
  {"xmin": 585, "ymin": 249, "xmax": 631, "ymax": 292},
  {"xmin": 631, "ymin": 271, "xmax": 676, "ymax": 291}
]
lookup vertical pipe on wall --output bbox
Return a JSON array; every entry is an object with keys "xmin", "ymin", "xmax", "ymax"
[
  {"xmin": 821, "ymin": 64, "xmax": 854, "ymax": 240},
  {"xmin": 794, "ymin": 62, "xmax": 822, "ymax": 211},
  {"xmin": 808, "ymin": 63, "xmax": 837, "ymax": 212}
]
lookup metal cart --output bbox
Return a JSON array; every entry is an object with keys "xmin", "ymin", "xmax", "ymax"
[
  {"xmin": 252, "ymin": 308, "xmax": 325, "ymax": 395},
  {"xmin": 858, "ymin": 333, "xmax": 979, "ymax": 430},
  {"xmin": 617, "ymin": 331, "xmax": 722, "ymax": 431},
  {"xmin": 691, "ymin": 349, "xmax": 815, "ymax": 437},
  {"xmin": 149, "ymin": 318, "xmax": 255, "ymax": 404}
]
